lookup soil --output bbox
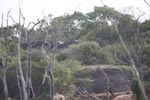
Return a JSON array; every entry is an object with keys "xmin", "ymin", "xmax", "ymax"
[{"xmin": 66, "ymin": 92, "xmax": 133, "ymax": 100}]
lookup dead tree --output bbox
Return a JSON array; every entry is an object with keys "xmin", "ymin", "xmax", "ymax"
[
  {"xmin": 25, "ymin": 22, "xmax": 40, "ymax": 100},
  {"xmin": 114, "ymin": 22, "xmax": 148, "ymax": 100},
  {"xmin": 41, "ymin": 40, "xmax": 55, "ymax": 100},
  {"xmin": 40, "ymin": 19, "xmax": 55, "ymax": 100},
  {"xmin": 16, "ymin": 6, "xmax": 28, "ymax": 100},
  {"xmin": 0, "ymin": 13, "xmax": 9, "ymax": 100},
  {"xmin": 97, "ymin": 1, "xmax": 148, "ymax": 99},
  {"xmin": 143, "ymin": 0, "xmax": 150, "ymax": 8}
]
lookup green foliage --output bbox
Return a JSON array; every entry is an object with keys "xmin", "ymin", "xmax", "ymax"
[
  {"xmin": 31, "ymin": 49, "xmax": 46, "ymax": 67},
  {"xmin": 131, "ymin": 78, "xmax": 144, "ymax": 100},
  {"xmin": 0, "ymin": 6, "xmax": 149, "ymax": 99},
  {"xmin": 36, "ymin": 92, "xmax": 49, "ymax": 100},
  {"xmin": 49, "ymin": 13, "xmax": 82, "ymax": 42},
  {"xmin": 56, "ymin": 51, "xmax": 69, "ymax": 62},
  {"xmin": 57, "ymin": 59, "xmax": 83, "ymax": 72},
  {"xmin": 140, "ymin": 20, "xmax": 150, "ymax": 32},
  {"xmin": 141, "ymin": 44, "xmax": 150, "ymax": 65},
  {"xmin": 54, "ymin": 62, "xmax": 73, "ymax": 94},
  {"xmin": 87, "ymin": 6, "xmax": 121, "ymax": 21},
  {"xmin": 103, "ymin": 43, "xmax": 128, "ymax": 65},
  {"xmin": 73, "ymin": 67, "xmax": 95, "ymax": 89},
  {"xmin": 118, "ymin": 14, "xmax": 138, "ymax": 41},
  {"xmin": 74, "ymin": 78, "xmax": 91, "ymax": 89},
  {"xmin": 69, "ymin": 41, "xmax": 108, "ymax": 65},
  {"xmin": 80, "ymin": 20, "xmax": 117, "ymax": 45},
  {"xmin": 73, "ymin": 67, "xmax": 95, "ymax": 78}
]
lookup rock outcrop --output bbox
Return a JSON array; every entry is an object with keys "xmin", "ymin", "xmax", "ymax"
[{"xmin": 89, "ymin": 67, "xmax": 133, "ymax": 93}]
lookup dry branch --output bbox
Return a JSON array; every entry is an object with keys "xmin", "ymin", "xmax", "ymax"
[
  {"xmin": 114, "ymin": 23, "xmax": 148, "ymax": 100},
  {"xmin": 144, "ymin": 0, "xmax": 150, "ymax": 8}
]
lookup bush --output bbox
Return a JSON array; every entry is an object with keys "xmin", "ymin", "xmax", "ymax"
[
  {"xmin": 69, "ymin": 41, "xmax": 108, "ymax": 65},
  {"xmin": 74, "ymin": 78, "xmax": 91, "ymax": 89},
  {"xmin": 57, "ymin": 59, "xmax": 83, "ymax": 72},
  {"xmin": 103, "ymin": 43, "xmax": 128, "ymax": 65},
  {"xmin": 73, "ymin": 67, "xmax": 95, "ymax": 78},
  {"xmin": 73, "ymin": 67, "xmax": 95, "ymax": 90},
  {"xmin": 56, "ymin": 51, "xmax": 69, "ymax": 62},
  {"xmin": 131, "ymin": 78, "xmax": 144, "ymax": 100},
  {"xmin": 54, "ymin": 63, "xmax": 73, "ymax": 94}
]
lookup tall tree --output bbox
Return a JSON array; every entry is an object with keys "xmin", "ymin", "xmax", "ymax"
[
  {"xmin": 16, "ymin": 8, "xmax": 27, "ymax": 100},
  {"xmin": 0, "ymin": 14, "xmax": 9, "ymax": 100},
  {"xmin": 40, "ymin": 17, "xmax": 56, "ymax": 100},
  {"xmin": 91, "ymin": 6, "xmax": 148, "ymax": 100},
  {"xmin": 25, "ymin": 22, "xmax": 40, "ymax": 100}
]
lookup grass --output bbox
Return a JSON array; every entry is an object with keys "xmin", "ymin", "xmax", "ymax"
[{"xmin": 86, "ymin": 64, "xmax": 132, "ymax": 71}]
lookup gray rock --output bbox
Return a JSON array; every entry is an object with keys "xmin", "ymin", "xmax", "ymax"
[{"xmin": 88, "ymin": 67, "xmax": 133, "ymax": 93}]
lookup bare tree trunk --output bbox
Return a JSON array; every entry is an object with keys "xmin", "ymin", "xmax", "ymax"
[
  {"xmin": 26, "ymin": 22, "xmax": 40, "ymax": 100},
  {"xmin": 3, "ymin": 71, "xmax": 9, "ymax": 100},
  {"xmin": 100, "ymin": 68, "xmax": 111, "ymax": 100},
  {"xmin": 48, "ymin": 58, "xmax": 54, "ymax": 100},
  {"xmin": 26, "ymin": 39, "xmax": 34, "ymax": 100},
  {"xmin": 40, "ymin": 19, "xmax": 55, "ymax": 100},
  {"xmin": 0, "ymin": 13, "xmax": 9, "ymax": 100},
  {"xmin": 41, "ymin": 47, "xmax": 54, "ymax": 100},
  {"xmin": 16, "ymin": 68, "xmax": 23, "ymax": 100},
  {"xmin": 114, "ymin": 24, "xmax": 148, "ymax": 100},
  {"xmin": 17, "ymin": 30, "xmax": 27, "ymax": 100},
  {"xmin": 25, "ymin": 29, "xmax": 35, "ymax": 100},
  {"xmin": 143, "ymin": 0, "xmax": 150, "ymax": 8},
  {"xmin": 16, "ymin": 9, "xmax": 28, "ymax": 100}
]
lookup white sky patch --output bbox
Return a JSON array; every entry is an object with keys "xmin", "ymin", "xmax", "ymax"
[{"xmin": 0, "ymin": 0, "xmax": 150, "ymax": 26}]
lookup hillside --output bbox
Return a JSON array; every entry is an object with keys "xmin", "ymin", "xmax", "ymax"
[{"xmin": 0, "ymin": 6, "xmax": 149, "ymax": 100}]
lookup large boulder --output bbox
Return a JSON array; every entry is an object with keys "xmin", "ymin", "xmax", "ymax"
[{"xmin": 89, "ymin": 67, "xmax": 133, "ymax": 93}]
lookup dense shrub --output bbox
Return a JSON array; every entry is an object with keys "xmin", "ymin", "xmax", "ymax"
[
  {"xmin": 73, "ymin": 67, "xmax": 95, "ymax": 90},
  {"xmin": 131, "ymin": 78, "xmax": 144, "ymax": 100},
  {"xmin": 54, "ymin": 63, "xmax": 73, "ymax": 94},
  {"xmin": 69, "ymin": 42, "xmax": 108, "ymax": 65},
  {"xmin": 73, "ymin": 67, "xmax": 95, "ymax": 78}
]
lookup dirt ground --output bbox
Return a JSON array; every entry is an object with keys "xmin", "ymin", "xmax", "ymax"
[
  {"xmin": 112, "ymin": 94, "xmax": 133, "ymax": 100},
  {"xmin": 66, "ymin": 91, "xmax": 134, "ymax": 100},
  {"xmin": 98, "ymin": 92, "xmax": 133, "ymax": 100}
]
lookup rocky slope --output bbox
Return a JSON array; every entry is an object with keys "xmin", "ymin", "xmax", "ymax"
[{"xmin": 88, "ymin": 67, "xmax": 133, "ymax": 93}]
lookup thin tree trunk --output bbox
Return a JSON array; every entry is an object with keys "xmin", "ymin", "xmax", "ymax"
[
  {"xmin": 26, "ymin": 29, "xmax": 35, "ymax": 100},
  {"xmin": 16, "ymin": 68, "xmax": 23, "ymax": 100},
  {"xmin": 16, "ymin": 9, "xmax": 28, "ymax": 100},
  {"xmin": 144, "ymin": 0, "xmax": 150, "ymax": 8},
  {"xmin": 100, "ymin": 68, "xmax": 110, "ymax": 100},
  {"xmin": 0, "ymin": 13, "xmax": 9, "ymax": 100},
  {"xmin": 41, "ymin": 22, "xmax": 55, "ymax": 100},
  {"xmin": 17, "ymin": 31, "xmax": 27, "ymax": 100},
  {"xmin": 25, "ymin": 21, "xmax": 40, "ymax": 100},
  {"xmin": 2, "ymin": 71, "xmax": 9, "ymax": 100},
  {"xmin": 41, "ymin": 48, "xmax": 54, "ymax": 100},
  {"xmin": 114, "ymin": 24, "xmax": 148, "ymax": 100},
  {"xmin": 48, "ymin": 62, "xmax": 54, "ymax": 100}
]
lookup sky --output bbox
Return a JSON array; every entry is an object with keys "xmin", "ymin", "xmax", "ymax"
[{"xmin": 0, "ymin": 0, "xmax": 150, "ymax": 26}]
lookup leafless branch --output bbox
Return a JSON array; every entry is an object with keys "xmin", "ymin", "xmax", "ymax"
[
  {"xmin": 19, "ymin": 9, "xmax": 25, "ymax": 26},
  {"xmin": 75, "ymin": 3, "xmax": 82, "ymax": 12},
  {"xmin": 27, "ymin": 21, "xmax": 40, "ymax": 30},
  {"xmin": 8, "ymin": 16, "xmax": 17, "ymax": 24},
  {"xmin": 144, "ymin": 0, "xmax": 150, "ymax": 8},
  {"xmin": 114, "ymin": 23, "xmax": 148, "ymax": 100},
  {"xmin": 99, "ymin": 0, "xmax": 108, "ymax": 7},
  {"xmin": 16, "ymin": 0, "xmax": 28, "ymax": 99},
  {"xmin": 7, "ymin": 9, "xmax": 12, "ymax": 26}
]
